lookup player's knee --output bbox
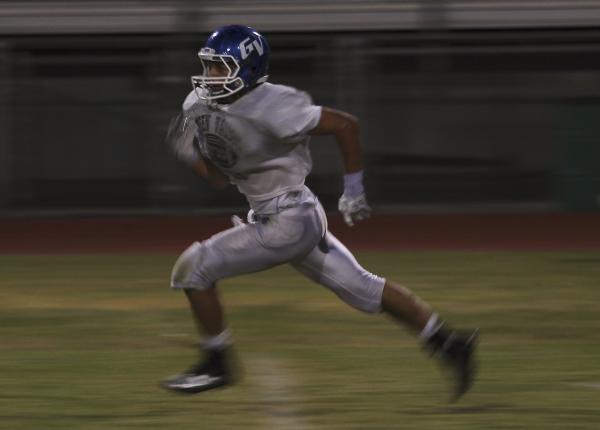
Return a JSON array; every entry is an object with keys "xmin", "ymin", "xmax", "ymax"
[
  {"xmin": 170, "ymin": 241, "xmax": 212, "ymax": 291},
  {"xmin": 356, "ymin": 277, "xmax": 385, "ymax": 313},
  {"xmin": 354, "ymin": 299, "xmax": 382, "ymax": 314},
  {"xmin": 334, "ymin": 271, "xmax": 385, "ymax": 314}
]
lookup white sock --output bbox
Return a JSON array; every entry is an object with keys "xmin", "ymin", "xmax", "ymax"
[
  {"xmin": 419, "ymin": 313, "xmax": 442, "ymax": 342},
  {"xmin": 202, "ymin": 329, "xmax": 233, "ymax": 351}
]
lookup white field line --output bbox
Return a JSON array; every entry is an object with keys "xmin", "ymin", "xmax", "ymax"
[{"xmin": 249, "ymin": 356, "xmax": 317, "ymax": 430}]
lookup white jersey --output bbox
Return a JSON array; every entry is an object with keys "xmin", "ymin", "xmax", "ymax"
[
  {"xmin": 182, "ymin": 82, "xmax": 322, "ymax": 208},
  {"xmin": 171, "ymin": 83, "xmax": 385, "ymax": 319}
]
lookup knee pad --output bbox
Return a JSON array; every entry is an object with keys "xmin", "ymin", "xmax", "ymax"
[
  {"xmin": 346, "ymin": 271, "xmax": 385, "ymax": 314},
  {"xmin": 323, "ymin": 269, "xmax": 385, "ymax": 314},
  {"xmin": 170, "ymin": 241, "xmax": 212, "ymax": 291}
]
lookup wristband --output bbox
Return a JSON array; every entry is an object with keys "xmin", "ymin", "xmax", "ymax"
[{"xmin": 343, "ymin": 170, "xmax": 365, "ymax": 198}]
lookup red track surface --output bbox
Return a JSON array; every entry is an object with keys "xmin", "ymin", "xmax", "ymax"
[{"xmin": 1, "ymin": 212, "xmax": 599, "ymax": 254}]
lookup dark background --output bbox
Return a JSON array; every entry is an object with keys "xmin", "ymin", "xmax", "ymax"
[{"xmin": 1, "ymin": 1, "xmax": 599, "ymax": 214}]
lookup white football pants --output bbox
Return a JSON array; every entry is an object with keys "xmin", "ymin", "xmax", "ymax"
[{"xmin": 171, "ymin": 190, "xmax": 385, "ymax": 313}]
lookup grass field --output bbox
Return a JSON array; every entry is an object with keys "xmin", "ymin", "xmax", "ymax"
[{"xmin": 1, "ymin": 251, "xmax": 599, "ymax": 429}]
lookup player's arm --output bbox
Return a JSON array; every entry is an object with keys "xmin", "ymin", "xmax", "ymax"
[
  {"xmin": 309, "ymin": 107, "xmax": 371, "ymax": 226},
  {"xmin": 166, "ymin": 112, "xmax": 229, "ymax": 189},
  {"xmin": 309, "ymin": 107, "xmax": 363, "ymax": 174}
]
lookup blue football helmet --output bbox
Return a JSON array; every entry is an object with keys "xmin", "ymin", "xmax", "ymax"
[{"xmin": 191, "ymin": 25, "xmax": 270, "ymax": 102}]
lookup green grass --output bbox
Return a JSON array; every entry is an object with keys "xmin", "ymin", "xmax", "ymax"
[{"xmin": 1, "ymin": 251, "xmax": 599, "ymax": 429}]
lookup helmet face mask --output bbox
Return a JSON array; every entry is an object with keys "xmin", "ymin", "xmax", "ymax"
[
  {"xmin": 192, "ymin": 48, "xmax": 245, "ymax": 101},
  {"xmin": 191, "ymin": 25, "xmax": 270, "ymax": 103}
]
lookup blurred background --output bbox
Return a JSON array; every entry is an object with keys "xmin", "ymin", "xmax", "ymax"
[
  {"xmin": 1, "ymin": 0, "xmax": 600, "ymax": 215},
  {"xmin": 2, "ymin": 4, "xmax": 600, "ymax": 429}
]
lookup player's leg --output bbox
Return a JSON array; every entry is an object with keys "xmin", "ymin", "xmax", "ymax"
[
  {"xmin": 292, "ymin": 232, "xmax": 478, "ymax": 401},
  {"xmin": 381, "ymin": 280, "xmax": 478, "ymax": 401},
  {"xmin": 185, "ymin": 288, "xmax": 225, "ymax": 336},
  {"xmin": 381, "ymin": 280, "xmax": 432, "ymax": 331},
  {"xmin": 161, "ymin": 285, "xmax": 236, "ymax": 394},
  {"xmin": 161, "ymin": 282, "xmax": 234, "ymax": 393},
  {"xmin": 163, "ymin": 204, "xmax": 324, "ymax": 394}
]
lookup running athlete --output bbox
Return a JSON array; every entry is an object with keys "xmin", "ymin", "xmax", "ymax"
[{"xmin": 162, "ymin": 25, "xmax": 478, "ymax": 401}]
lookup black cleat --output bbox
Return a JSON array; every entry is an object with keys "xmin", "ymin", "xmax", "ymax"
[
  {"xmin": 424, "ymin": 325, "xmax": 479, "ymax": 402},
  {"xmin": 161, "ymin": 349, "xmax": 234, "ymax": 394},
  {"xmin": 437, "ymin": 329, "xmax": 479, "ymax": 402}
]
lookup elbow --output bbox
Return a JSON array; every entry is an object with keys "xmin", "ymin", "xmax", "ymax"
[
  {"xmin": 337, "ymin": 113, "xmax": 359, "ymax": 136},
  {"xmin": 342, "ymin": 112, "xmax": 359, "ymax": 129}
]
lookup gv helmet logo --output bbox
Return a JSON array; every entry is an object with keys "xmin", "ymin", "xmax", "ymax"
[{"xmin": 239, "ymin": 37, "xmax": 264, "ymax": 60}]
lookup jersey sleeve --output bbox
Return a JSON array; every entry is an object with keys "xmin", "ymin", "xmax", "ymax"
[{"xmin": 262, "ymin": 88, "xmax": 322, "ymax": 141}]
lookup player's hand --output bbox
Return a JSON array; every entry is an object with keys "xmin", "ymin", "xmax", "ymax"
[
  {"xmin": 166, "ymin": 112, "xmax": 199, "ymax": 165},
  {"xmin": 338, "ymin": 192, "xmax": 371, "ymax": 226}
]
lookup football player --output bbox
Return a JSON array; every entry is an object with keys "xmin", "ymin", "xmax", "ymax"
[{"xmin": 163, "ymin": 25, "xmax": 477, "ymax": 401}]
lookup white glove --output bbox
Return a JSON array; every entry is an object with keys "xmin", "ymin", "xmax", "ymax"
[
  {"xmin": 338, "ymin": 192, "xmax": 371, "ymax": 227},
  {"xmin": 165, "ymin": 112, "xmax": 199, "ymax": 165},
  {"xmin": 338, "ymin": 170, "xmax": 371, "ymax": 226}
]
